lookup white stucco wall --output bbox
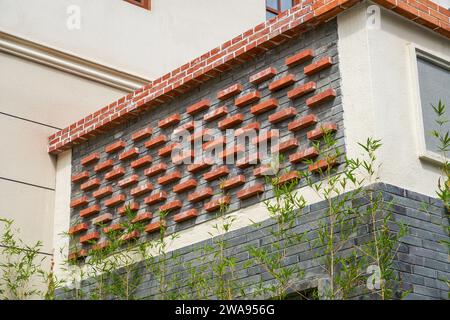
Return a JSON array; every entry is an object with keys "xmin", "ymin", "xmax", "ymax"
[
  {"xmin": 338, "ymin": 2, "xmax": 450, "ymax": 198},
  {"xmin": 0, "ymin": 0, "xmax": 266, "ymax": 80}
]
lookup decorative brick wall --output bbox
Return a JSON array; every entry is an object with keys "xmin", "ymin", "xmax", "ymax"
[{"xmin": 68, "ymin": 21, "xmax": 344, "ymax": 257}]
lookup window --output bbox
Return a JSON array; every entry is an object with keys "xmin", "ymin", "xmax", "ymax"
[
  {"xmin": 266, "ymin": 0, "xmax": 296, "ymax": 20},
  {"xmin": 124, "ymin": 0, "xmax": 151, "ymax": 10},
  {"xmin": 410, "ymin": 46, "xmax": 450, "ymax": 163}
]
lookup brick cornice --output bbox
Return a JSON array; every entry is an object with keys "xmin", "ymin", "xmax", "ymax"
[{"xmin": 47, "ymin": 0, "xmax": 450, "ymax": 154}]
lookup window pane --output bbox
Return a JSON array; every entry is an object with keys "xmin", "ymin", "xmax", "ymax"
[
  {"xmin": 266, "ymin": 0, "xmax": 279, "ymax": 10},
  {"xmin": 417, "ymin": 56, "xmax": 450, "ymax": 154},
  {"xmin": 266, "ymin": 11, "xmax": 278, "ymax": 20},
  {"xmin": 281, "ymin": 0, "xmax": 293, "ymax": 11}
]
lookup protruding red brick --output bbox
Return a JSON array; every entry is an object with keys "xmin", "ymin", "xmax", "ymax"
[
  {"xmin": 278, "ymin": 171, "xmax": 300, "ymax": 184},
  {"xmin": 235, "ymin": 122, "xmax": 261, "ymax": 137},
  {"xmin": 158, "ymin": 114, "xmax": 181, "ymax": 129},
  {"xmin": 237, "ymin": 184, "xmax": 264, "ymax": 200},
  {"xmin": 118, "ymin": 202, "xmax": 139, "ymax": 216},
  {"xmin": 93, "ymin": 213, "xmax": 113, "ymax": 225},
  {"xmin": 235, "ymin": 91, "xmax": 261, "ymax": 107},
  {"xmin": 131, "ymin": 127, "xmax": 153, "ymax": 141},
  {"xmin": 172, "ymin": 150, "xmax": 195, "ymax": 164},
  {"xmin": 120, "ymin": 230, "xmax": 140, "ymax": 242},
  {"xmin": 268, "ymin": 107, "xmax": 297, "ymax": 124},
  {"xmin": 119, "ymin": 148, "xmax": 139, "ymax": 161},
  {"xmin": 272, "ymin": 138, "xmax": 298, "ymax": 153},
  {"xmin": 144, "ymin": 191, "xmax": 168, "ymax": 205},
  {"xmin": 249, "ymin": 67, "xmax": 277, "ymax": 84},
  {"xmin": 132, "ymin": 212, "xmax": 153, "ymax": 224},
  {"xmin": 253, "ymin": 165, "xmax": 272, "ymax": 177},
  {"xmin": 158, "ymin": 171, "xmax": 182, "ymax": 185},
  {"xmin": 187, "ymin": 99, "xmax": 211, "ymax": 115},
  {"xmin": 173, "ymin": 209, "xmax": 198, "ymax": 223},
  {"xmin": 203, "ymin": 137, "xmax": 227, "ymax": 151},
  {"xmin": 80, "ymin": 178, "xmax": 101, "ymax": 191},
  {"xmin": 289, "ymin": 147, "xmax": 319, "ymax": 163},
  {"xmin": 306, "ymin": 89, "xmax": 336, "ymax": 108},
  {"xmin": 188, "ymin": 187, "xmax": 214, "ymax": 203},
  {"xmin": 145, "ymin": 135, "xmax": 168, "ymax": 149},
  {"xmin": 204, "ymin": 196, "xmax": 231, "ymax": 212},
  {"xmin": 285, "ymin": 49, "xmax": 314, "ymax": 67},
  {"xmin": 203, "ymin": 166, "xmax": 229, "ymax": 182},
  {"xmin": 217, "ymin": 84, "xmax": 243, "ymax": 100},
  {"xmin": 92, "ymin": 241, "xmax": 110, "ymax": 251},
  {"xmin": 218, "ymin": 114, "xmax": 244, "ymax": 130},
  {"xmin": 288, "ymin": 114, "xmax": 318, "ymax": 132},
  {"xmin": 268, "ymin": 74, "xmax": 295, "ymax": 91},
  {"xmin": 236, "ymin": 153, "xmax": 260, "ymax": 168},
  {"xmin": 103, "ymin": 224, "xmax": 123, "ymax": 234},
  {"xmin": 309, "ymin": 158, "xmax": 337, "ymax": 172},
  {"xmin": 105, "ymin": 141, "xmax": 126, "ymax": 154},
  {"xmin": 131, "ymin": 183, "xmax": 154, "ymax": 197},
  {"xmin": 304, "ymin": 57, "xmax": 333, "ymax": 76},
  {"xmin": 173, "ymin": 179, "xmax": 198, "ymax": 194},
  {"xmin": 104, "ymin": 194, "xmax": 126, "ymax": 207},
  {"xmin": 131, "ymin": 155, "xmax": 153, "ymax": 169},
  {"xmin": 72, "ymin": 171, "xmax": 89, "ymax": 183},
  {"xmin": 160, "ymin": 200, "xmax": 182, "ymax": 212},
  {"xmin": 105, "ymin": 167, "xmax": 125, "ymax": 181},
  {"xmin": 80, "ymin": 231, "xmax": 100, "ymax": 244},
  {"xmin": 70, "ymin": 196, "xmax": 89, "ymax": 208},
  {"xmin": 93, "ymin": 186, "xmax": 113, "ymax": 199},
  {"xmin": 189, "ymin": 129, "xmax": 214, "ymax": 143},
  {"xmin": 69, "ymin": 223, "xmax": 88, "ymax": 235},
  {"xmin": 144, "ymin": 163, "xmax": 167, "ymax": 177},
  {"xmin": 307, "ymin": 123, "xmax": 337, "ymax": 140},
  {"xmin": 80, "ymin": 204, "xmax": 100, "ymax": 218},
  {"xmin": 118, "ymin": 175, "xmax": 139, "ymax": 188},
  {"xmin": 222, "ymin": 175, "xmax": 247, "ymax": 189},
  {"xmin": 81, "ymin": 153, "xmax": 100, "ymax": 166},
  {"xmin": 145, "ymin": 220, "xmax": 166, "ymax": 234},
  {"xmin": 252, "ymin": 130, "xmax": 279, "ymax": 144},
  {"xmin": 68, "ymin": 249, "xmax": 88, "ymax": 261},
  {"xmin": 158, "ymin": 143, "xmax": 179, "ymax": 157},
  {"xmin": 94, "ymin": 159, "xmax": 114, "ymax": 173},
  {"xmin": 250, "ymin": 98, "xmax": 278, "ymax": 115},
  {"xmin": 204, "ymin": 106, "xmax": 228, "ymax": 122},
  {"xmin": 174, "ymin": 121, "xmax": 195, "ymax": 134},
  {"xmin": 219, "ymin": 145, "xmax": 245, "ymax": 160},
  {"xmin": 287, "ymin": 81, "xmax": 316, "ymax": 99},
  {"xmin": 187, "ymin": 160, "xmax": 212, "ymax": 173}
]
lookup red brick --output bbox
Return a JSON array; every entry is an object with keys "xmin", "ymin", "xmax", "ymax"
[
  {"xmin": 94, "ymin": 159, "xmax": 114, "ymax": 173},
  {"xmin": 173, "ymin": 209, "xmax": 198, "ymax": 223},
  {"xmin": 250, "ymin": 98, "xmax": 278, "ymax": 115},
  {"xmin": 131, "ymin": 127, "xmax": 153, "ymax": 141},
  {"xmin": 188, "ymin": 187, "xmax": 214, "ymax": 203},
  {"xmin": 304, "ymin": 56, "xmax": 333, "ymax": 75},
  {"xmin": 103, "ymin": 224, "xmax": 123, "ymax": 234},
  {"xmin": 70, "ymin": 196, "xmax": 89, "ymax": 208},
  {"xmin": 132, "ymin": 212, "xmax": 153, "ymax": 224},
  {"xmin": 144, "ymin": 191, "xmax": 168, "ymax": 205},
  {"xmin": 158, "ymin": 114, "xmax": 181, "ymax": 129},
  {"xmin": 187, "ymin": 99, "xmax": 211, "ymax": 115},
  {"xmin": 145, "ymin": 220, "xmax": 166, "ymax": 234},
  {"xmin": 80, "ymin": 178, "xmax": 101, "ymax": 191},
  {"xmin": 158, "ymin": 143, "xmax": 179, "ymax": 157},
  {"xmin": 173, "ymin": 179, "xmax": 198, "ymax": 194},
  {"xmin": 309, "ymin": 158, "xmax": 337, "ymax": 172},
  {"xmin": 104, "ymin": 194, "xmax": 126, "ymax": 207},
  {"xmin": 158, "ymin": 171, "xmax": 182, "ymax": 185},
  {"xmin": 252, "ymin": 130, "xmax": 279, "ymax": 144},
  {"xmin": 92, "ymin": 241, "xmax": 110, "ymax": 251},
  {"xmin": 268, "ymin": 74, "xmax": 295, "ymax": 91},
  {"xmin": 118, "ymin": 202, "xmax": 139, "ymax": 216},
  {"xmin": 80, "ymin": 204, "xmax": 100, "ymax": 218},
  {"xmin": 203, "ymin": 106, "xmax": 228, "ymax": 122},
  {"xmin": 272, "ymin": 138, "xmax": 298, "ymax": 153},
  {"xmin": 289, "ymin": 147, "xmax": 319, "ymax": 163},
  {"xmin": 287, "ymin": 81, "xmax": 316, "ymax": 99},
  {"xmin": 285, "ymin": 49, "xmax": 314, "ymax": 67},
  {"xmin": 220, "ymin": 175, "xmax": 246, "ymax": 190},
  {"xmin": 236, "ymin": 153, "xmax": 260, "ymax": 168},
  {"xmin": 249, "ymin": 67, "xmax": 277, "ymax": 84},
  {"xmin": 235, "ymin": 91, "xmax": 261, "ymax": 107},
  {"xmin": 217, "ymin": 84, "xmax": 243, "ymax": 100},
  {"xmin": 189, "ymin": 129, "xmax": 214, "ymax": 143},
  {"xmin": 81, "ymin": 153, "xmax": 100, "ymax": 166},
  {"xmin": 131, "ymin": 155, "xmax": 153, "ymax": 169},
  {"xmin": 218, "ymin": 114, "xmax": 244, "ymax": 130},
  {"xmin": 159, "ymin": 200, "xmax": 183, "ymax": 212},
  {"xmin": 306, "ymin": 88, "xmax": 336, "ymax": 108},
  {"xmin": 105, "ymin": 141, "xmax": 126, "ymax": 153},
  {"xmin": 278, "ymin": 171, "xmax": 300, "ymax": 184},
  {"xmin": 253, "ymin": 165, "xmax": 272, "ymax": 177},
  {"xmin": 72, "ymin": 171, "xmax": 89, "ymax": 183},
  {"xmin": 268, "ymin": 107, "xmax": 297, "ymax": 124},
  {"xmin": 119, "ymin": 148, "xmax": 139, "ymax": 161},
  {"xmin": 174, "ymin": 121, "xmax": 195, "ymax": 134},
  {"xmin": 68, "ymin": 249, "xmax": 88, "ymax": 261},
  {"xmin": 187, "ymin": 161, "xmax": 212, "ymax": 173},
  {"xmin": 172, "ymin": 150, "xmax": 195, "ymax": 164},
  {"xmin": 144, "ymin": 163, "xmax": 167, "ymax": 177},
  {"xmin": 120, "ymin": 230, "xmax": 140, "ymax": 242},
  {"xmin": 288, "ymin": 114, "xmax": 318, "ymax": 132},
  {"xmin": 131, "ymin": 183, "xmax": 154, "ymax": 197},
  {"xmin": 203, "ymin": 166, "xmax": 230, "ymax": 182},
  {"xmin": 307, "ymin": 123, "xmax": 337, "ymax": 140},
  {"xmin": 118, "ymin": 175, "xmax": 139, "ymax": 188},
  {"xmin": 219, "ymin": 145, "xmax": 245, "ymax": 160},
  {"xmin": 68, "ymin": 223, "xmax": 88, "ymax": 235},
  {"xmin": 235, "ymin": 122, "xmax": 261, "ymax": 137},
  {"xmin": 105, "ymin": 167, "xmax": 125, "ymax": 180},
  {"xmin": 203, "ymin": 137, "xmax": 227, "ymax": 151},
  {"xmin": 204, "ymin": 196, "xmax": 231, "ymax": 213},
  {"xmin": 93, "ymin": 213, "xmax": 113, "ymax": 225},
  {"xmin": 80, "ymin": 231, "xmax": 100, "ymax": 244},
  {"xmin": 93, "ymin": 186, "xmax": 113, "ymax": 199},
  {"xmin": 237, "ymin": 184, "xmax": 264, "ymax": 200},
  {"xmin": 145, "ymin": 135, "xmax": 168, "ymax": 149}
]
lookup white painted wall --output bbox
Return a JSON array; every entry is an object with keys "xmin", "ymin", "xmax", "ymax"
[
  {"xmin": 338, "ymin": 2, "xmax": 450, "ymax": 198},
  {"xmin": 0, "ymin": 0, "xmax": 266, "ymax": 80}
]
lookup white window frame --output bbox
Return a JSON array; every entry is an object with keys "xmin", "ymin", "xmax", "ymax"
[{"xmin": 408, "ymin": 44, "xmax": 450, "ymax": 166}]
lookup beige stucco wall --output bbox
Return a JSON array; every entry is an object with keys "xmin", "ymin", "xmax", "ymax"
[{"xmin": 0, "ymin": 0, "xmax": 266, "ymax": 80}]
